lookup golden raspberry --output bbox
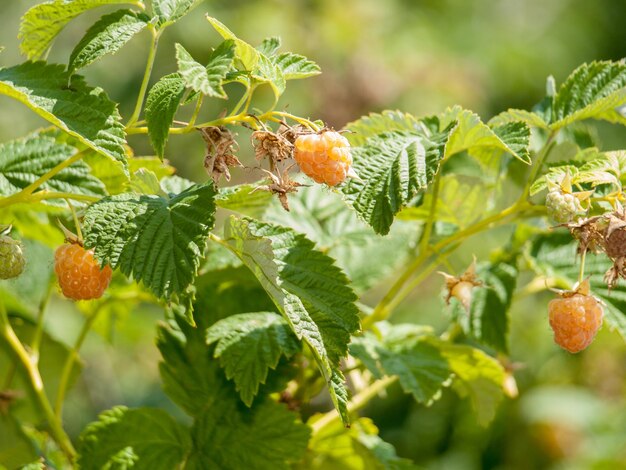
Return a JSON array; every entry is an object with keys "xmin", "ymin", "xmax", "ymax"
[
  {"xmin": 54, "ymin": 244, "xmax": 112, "ymax": 301},
  {"xmin": 548, "ymin": 294, "xmax": 603, "ymax": 353},
  {"xmin": 293, "ymin": 131, "xmax": 352, "ymax": 186}
]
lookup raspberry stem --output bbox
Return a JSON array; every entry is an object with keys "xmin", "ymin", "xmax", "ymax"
[
  {"xmin": 126, "ymin": 26, "xmax": 160, "ymax": 127},
  {"xmin": 0, "ymin": 303, "xmax": 77, "ymax": 462}
]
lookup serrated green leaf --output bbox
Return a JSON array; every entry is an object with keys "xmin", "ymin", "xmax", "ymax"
[
  {"xmin": 206, "ymin": 15, "xmax": 259, "ymax": 71},
  {"xmin": 206, "ymin": 312, "xmax": 300, "ymax": 406},
  {"xmin": 257, "ymin": 37, "xmax": 281, "ymax": 57},
  {"xmin": 186, "ymin": 398, "xmax": 310, "ymax": 470},
  {"xmin": 551, "ymin": 61, "xmax": 626, "ymax": 129},
  {"xmin": 0, "ymin": 134, "xmax": 105, "ymax": 202},
  {"xmin": 448, "ymin": 262, "xmax": 517, "ymax": 353},
  {"xmin": 77, "ymin": 406, "xmax": 191, "ymax": 470},
  {"xmin": 216, "ymin": 184, "xmax": 274, "ymax": 218},
  {"xmin": 145, "ymin": 73, "xmax": 186, "ymax": 158},
  {"xmin": 266, "ymin": 185, "xmax": 417, "ymax": 293},
  {"xmin": 69, "ymin": 9, "xmax": 149, "ymax": 72},
  {"xmin": 224, "ymin": 216, "xmax": 359, "ymax": 424},
  {"xmin": 345, "ymin": 110, "xmax": 427, "ymax": 147},
  {"xmin": 529, "ymin": 231, "xmax": 626, "ymax": 337},
  {"xmin": 18, "ymin": 0, "xmax": 139, "ymax": 60},
  {"xmin": 153, "ymin": 0, "xmax": 199, "ymax": 25},
  {"xmin": 341, "ymin": 125, "xmax": 452, "ymax": 235},
  {"xmin": 440, "ymin": 106, "xmax": 531, "ymax": 164},
  {"xmin": 438, "ymin": 342, "xmax": 506, "ymax": 426},
  {"xmin": 0, "ymin": 62, "xmax": 127, "ymax": 169},
  {"xmin": 488, "ymin": 109, "xmax": 548, "ymax": 128},
  {"xmin": 252, "ymin": 53, "xmax": 286, "ymax": 99},
  {"xmin": 82, "ymin": 182, "xmax": 216, "ymax": 298},
  {"xmin": 86, "ymin": 154, "xmax": 174, "ymax": 195},
  {"xmin": 175, "ymin": 40, "xmax": 234, "ymax": 98},
  {"xmin": 274, "ymin": 52, "xmax": 321, "ymax": 80}
]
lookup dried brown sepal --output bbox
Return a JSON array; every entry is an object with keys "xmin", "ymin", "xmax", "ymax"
[
  {"xmin": 251, "ymin": 130, "xmax": 294, "ymax": 163},
  {"xmin": 438, "ymin": 258, "xmax": 482, "ymax": 313},
  {"xmin": 564, "ymin": 216, "xmax": 605, "ymax": 255},
  {"xmin": 252, "ymin": 168, "xmax": 305, "ymax": 211},
  {"xmin": 199, "ymin": 126, "xmax": 241, "ymax": 183}
]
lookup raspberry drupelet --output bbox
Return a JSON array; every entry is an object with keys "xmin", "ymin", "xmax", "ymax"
[
  {"xmin": 548, "ymin": 291, "xmax": 603, "ymax": 353},
  {"xmin": 54, "ymin": 244, "xmax": 112, "ymax": 300},
  {"xmin": 294, "ymin": 131, "xmax": 353, "ymax": 186}
]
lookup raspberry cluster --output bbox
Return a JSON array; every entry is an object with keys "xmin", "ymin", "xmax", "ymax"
[
  {"xmin": 54, "ymin": 244, "xmax": 112, "ymax": 300},
  {"xmin": 545, "ymin": 190, "xmax": 586, "ymax": 224},
  {"xmin": 294, "ymin": 131, "xmax": 353, "ymax": 186}
]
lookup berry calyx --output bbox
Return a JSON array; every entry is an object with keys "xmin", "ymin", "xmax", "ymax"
[
  {"xmin": 294, "ymin": 131, "xmax": 353, "ymax": 186},
  {"xmin": 439, "ymin": 259, "xmax": 482, "ymax": 312},
  {"xmin": 548, "ymin": 281, "xmax": 603, "ymax": 353},
  {"xmin": 54, "ymin": 243, "xmax": 112, "ymax": 301},
  {"xmin": 0, "ymin": 235, "xmax": 25, "ymax": 280}
]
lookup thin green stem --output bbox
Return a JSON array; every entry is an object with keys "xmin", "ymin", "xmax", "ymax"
[
  {"xmin": 188, "ymin": 94, "xmax": 204, "ymax": 128},
  {"xmin": 419, "ymin": 171, "xmax": 442, "ymax": 254},
  {"xmin": 54, "ymin": 307, "xmax": 103, "ymax": 419},
  {"xmin": 127, "ymin": 27, "xmax": 160, "ymax": 127},
  {"xmin": 242, "ymin": 83, "xmax": 257, "ymax": 114},
  {"xmin": 0, "ymin": 303, "xmax": 76, "ymax": 461},
  {"xmin": 230, "ymin": 82, "xmax": 251, "ymax": 116},
  {"xmin": 578, "ymin": 248, "xmax": 587, "ymax": 284},
  {"xmin": 522, "ymin": 131, "xmax": 558, "ymax": 200},
  {"xmin": 310, "ymin": 376, "xmax": 398, "ymax": 434},
  {"xmin": 30, "ymin": 281, "xmax": 54, "ymax": 361}
]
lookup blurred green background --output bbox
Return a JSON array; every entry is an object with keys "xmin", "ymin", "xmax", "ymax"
[{"xmin": 2, "ymin": 1, "xmax": 626, "ymax": 469}]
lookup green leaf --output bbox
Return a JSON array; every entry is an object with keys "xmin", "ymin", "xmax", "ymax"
[
  {"xmin": 187, "ymin": 398, "xmax": 310, "ymax": 470},
  {"xmin": 341, "ymin": 124, "xmax": 453, "ymax": 235},
  {"xmin": 82, "ymin": 181, "xmax": 216, "ymax": 298},
  {"xmin": 206, "ymin": 15, "xmax": 259, "ymax": 70},
  {"xmin": 438, "ymin": 342, "xmax": 506, "ymax": 426},
  {"xmin": 0, "ymin": 134, "xmax": 105, "ymax": 201},
  {"xmin": 345, "ymin": 110, "xmax": 426, "ymax": 147},
  {"xmin": 266, "ymin": 185, "xmax": 418, "ymax": 293},
  {"xmin": 256, "ymin": 37, "xmax": 281, "ymax": 56},
  {"xmin": 157, "ymin": 310, "xmax": 310, "ymax": 469},
  {"xmin": 18, "ymin": 0, "xmax": 139, "ymax": 60},
  {"xmin": 145, "ymin": 73, "xmax": 186, "ymax": 158},
  {"xmin": 0, "ymin": 62, "xmax": 127, "ymax": 169},
  {"xmin": 69, "ymin": 9, "xmax": 149, "ymax": 72},
  {"xmin": 449, "ymin": 262, "xmax": 517, "ymax": 353},
  {"xmin": 86, "ymin": 154, "xmax": 174, "ymax": 195},
  {"xmin": 252, "ymin": 53, "xmax": 286, "ymax": 99},
  {"xmin": 439, "ymin": 106, "xmax": 531, "ymax": 164},
  {"xmin": 488, "ymin": 108, "xmax": 548, "ymax": 129},
  {"xmin": 529, "ymin": 231, "xmax": 626, "ymax": 337},
  {"xmin": 153, "ymin": 0, "xmax": 199, "ymax": 25},
  {"xmin": 302, "ymin": 417, "xmax": 418, "ymax": 470},
  {"xmin": 175, "ymin": 40, "xmax": 235, "ymax": 98},
  {"xmin": 77, "ymin": 406, "xmax": 191, "ymax": 470},
  {"xmin": 274, "ymin": 52, "xmax": 321, "ymax": 80},
  {"xmin": 216, "ymin": 184, "xmax": 274, "ymax": 218},
  {"xmin": 0, "ymin": 415, "xmax": 37, "ymax": 469},
  {"xmin": 206, "ymin": 312, "xmax": 300, "ymax": 406},
  {"xmin": 224, "ymin": 216, "xmax": 360, "ymax": 424},
  {"xmin": 551, "ymin": 61, "xmax": 626, "ymax": 129}
]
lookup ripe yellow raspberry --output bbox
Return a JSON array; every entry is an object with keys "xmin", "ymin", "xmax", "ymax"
[
  {"xmin": 548, "ymin": 293, "xmax": 603, "ymax": 353},
  {"xmin": 294, "ymin": 131, "xmax": 352, "ymax": 186},
  {"xmin": 54, "ymin": 244, "xmax": 112, "ymax": 301}
]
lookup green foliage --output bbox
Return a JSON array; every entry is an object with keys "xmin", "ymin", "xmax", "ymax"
[
  {"xmin": 0, "ymin": 134, "xmax": 105, "ymax": 200},
  {"xmin": 18, "ymin": 0, "xmax": 140, "ymax": 60},
  {"xmin": 0, "ymin": 414, "xmax": 38, "ymax": 468},
  {"xmin": 216, "ymin": 184, "xmax": 274, "ymax": 218},
  {"xmin": 145, "ymin": 73, "xmax": 186, "ymax": 158},
  {"xmin": 0, "ymin": 62, "xmax": 127, "ymax": 168},
  {"xmin": 224, "ymin": 216, "xmax": 360, "ymax": 423},
  {"xmin": 206, "ymin": 312, "xmax": 300, "ymax": 406},
  {"xmin": 77, "ymin": 406, "xmax": 191, "ymax": 470},
  {"xmin": 175, "ymin": 40, "xmax": 235, "ymax": 98},
  {"xmin": 69, "ymin": 9, "xmax": 150, "ymax": 72},
  {"xmin": 153, "ymin": 0, "xmax": 199, "ymax": 26},
  {"xmin": 82, "ymin": 182, "xmax": 216, "ymax": 298}
]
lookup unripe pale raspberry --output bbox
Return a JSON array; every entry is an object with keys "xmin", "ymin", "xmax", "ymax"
[
  {"xmin": 546, "ymin": 190, "xmax": 585, "ymax": 224},
  {"xmin": 548, "ymin": 294, "xmax": 603, "ymax": 353},
  {"xmin": 294, "ymin": 131, "xmax": 352, "ymax": 186},
  {"xmin": 54, "ymin": 244, "xmax": 112, "ymax": 300},
  {"xmin": 0, "ymin": 235, "xmax": 25, "ymax": 280}
]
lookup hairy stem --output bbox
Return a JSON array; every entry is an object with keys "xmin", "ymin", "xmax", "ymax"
[{"xmin": 30, "ymin": 281, "xmax": 54, "ymax": 362}]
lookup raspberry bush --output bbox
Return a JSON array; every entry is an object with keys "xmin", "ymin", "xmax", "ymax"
[{"xmin": 1, "ymin": 1, "xmax": 626, "ymax": 468}]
